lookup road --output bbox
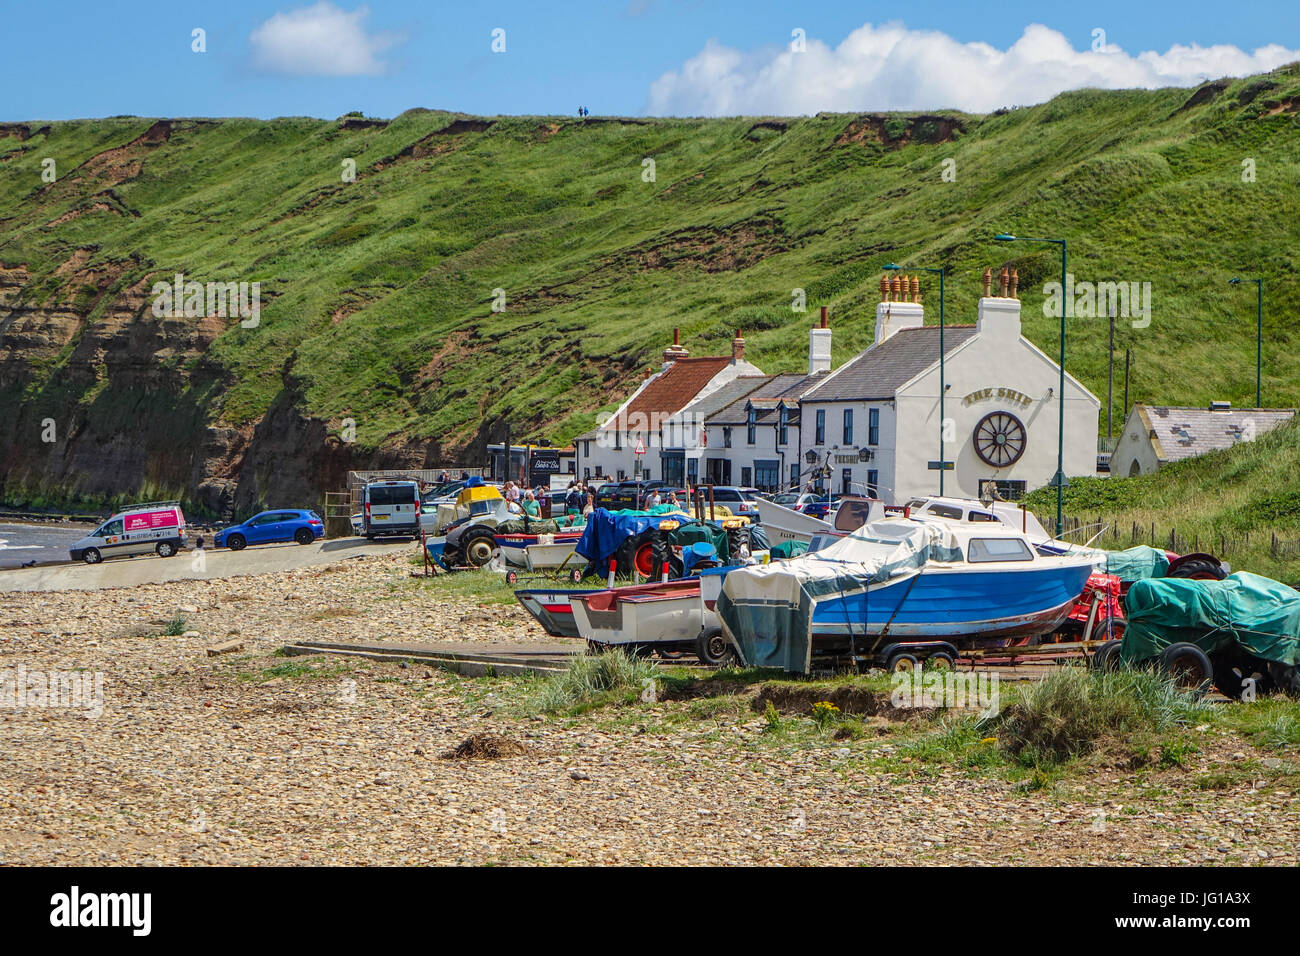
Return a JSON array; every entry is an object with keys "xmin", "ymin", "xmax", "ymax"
[{"xmin": 0, "ymin": 536, "xmax": 414, "ymax": 593}]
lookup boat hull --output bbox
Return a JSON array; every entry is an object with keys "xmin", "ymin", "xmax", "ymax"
[
  {"xmin": 495, "ymin": 532, "xmax": 582, "ymax": 569},
  {"xmin": 571, "ymin": 579, "xmax": 706, "ymax": 646},
  {"xmin": 810, "ymin": 562, "xmax": 1095, "ymax": 641},
  {"xmin": 514, "ymin": 588, "xmax": 600, "ymax": 638},
  {"xmin": 751, "ymin": 498, "xmax": 831, "ymax": 545}
]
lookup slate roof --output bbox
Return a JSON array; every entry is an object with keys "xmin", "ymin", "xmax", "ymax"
[
  {"xmin": 707, "ymin": 372, "xmax": 827, "ymax": 425},
  {"xmin": 674, "ymin": 375, "xmax": 771, "ymax": 421},
  {"xmin": 800, "ymin": 325, "xmax": 978, "ymax": 402},
  {"xmin": 1138, "ymin": 404, "xmax": 1295, "ymax": 464},
  {"xmin": 604, "ymin": 357, "xmax": 733, "ymax": 430}
]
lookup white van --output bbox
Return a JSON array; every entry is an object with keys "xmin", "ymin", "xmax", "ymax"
[
  {"xmin": 70, "ymin": 502, "xmax": 187, "ymax": 564},
  {"xmin": 363, "ymin": 479, "xmax": 421, "ymax": 538}
]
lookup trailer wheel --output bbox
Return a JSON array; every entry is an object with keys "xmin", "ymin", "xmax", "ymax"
[
  {"xmin": 1213, "ymin": 652, "xmax": 1274, "ymax": 700},
  {"xmin": 1160, "ymin": 642, "xmax": 1214, "ymax": 696},
  {"xmin": 1266, "ymin": 661, "xmax": 1300, "ymax": 699},
  {"xmin": 886, "ymin": 651, "xmax": 920, "ymax": 673},
  {"xmin": 1090, "ymin": 639, "xmax": 1123, "ymax": 672},
  {"xmin": 83, "ymin": 547, "xmax": 102, "ymax": 565},
  {"xmin": 1091, "ymin": 615, "xmax": 1124, "ymax": 642},
  {"xmin": 926, "ymin": 651, "xmax": 955, "ymax": 671},
  {"xmin": 155, "ymin": 541, "xmax": 176, "ymax": 558},
  {"xmin": 696, "ymin": 627, "xmax": 737, "ymax": 668}
]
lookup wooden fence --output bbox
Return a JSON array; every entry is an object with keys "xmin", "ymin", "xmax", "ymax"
[{"xmin": 1045, "ymin": 513, "xmax": 1300, "ymax": 560}]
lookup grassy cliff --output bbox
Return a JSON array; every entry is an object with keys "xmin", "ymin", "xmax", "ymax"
[{"xmin": 2, "ymin": 68, "xmax": 1300, "ymax": 512}]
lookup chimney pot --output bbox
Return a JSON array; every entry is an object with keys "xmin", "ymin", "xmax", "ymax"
[
  {"xmin": 819, "ymin": 305, "xmax": 828, "ymax": 328},
  {"xmin": 1009, "ymin": 268, "xmax": 1019, "ymax": 300},
  {"xmin": 983, "ymin": 268, "xmax": 993, "ymax": 297},
  {"xmin": 879, "ymin": 275, "xmax": 889, "ymax": 302},
  {"xmin": 731, "ymin": 329, "xmax": 746, "ymax": 362},
  {"xmin": 999, "ymin": 266, "xmax": 1010, "ymax": 297}
]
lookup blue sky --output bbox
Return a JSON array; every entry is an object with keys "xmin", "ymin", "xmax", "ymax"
[{"xmin": 4, "ymin": 0, "xmax": 1299, "ymax": 120}]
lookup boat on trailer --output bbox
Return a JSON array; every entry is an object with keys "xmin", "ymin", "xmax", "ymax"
[
  {"xmin": 494, "ymin": 529, "xmax": 584, "ymax": 570},
  {"xmin": 718, "ymin": 516, "xmax": 1099, "ymax": 673},
  {"xmin": 570, "ymin": 578, "xmax": 705, "ymax": 654}
]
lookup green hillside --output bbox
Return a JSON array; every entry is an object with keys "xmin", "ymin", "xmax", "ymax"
[
  {"xmin": 1025, "ymin": 416, "xmax": 1300, "ymax": 582},
  {"xmin": 2, "ymin": 68, "xmax": 1300, "ymax": 512}
]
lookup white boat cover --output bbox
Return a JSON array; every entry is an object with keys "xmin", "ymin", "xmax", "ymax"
[{"xmin": 717, "ymin": 519, "xmax": 963, "ymax": 672}]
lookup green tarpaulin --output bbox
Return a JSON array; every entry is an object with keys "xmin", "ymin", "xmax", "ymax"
[
  {"xmin": 769, "ymin": 540, "xmax": 809, "ymax": 560},
  {"xmin": 664, "ymin": 520, "xmax": 731, "ymax": 563},
  {"xmin": 1121, "ymin": 571, "xmax": 1300, "ymax": 667},
  {"xmin": 1104, "ymin": 545, "xmax": 1170, "ymax": 583},
  {"xmin": 494, "ymin": 516, "xmax": 583, "ymax": 535}
]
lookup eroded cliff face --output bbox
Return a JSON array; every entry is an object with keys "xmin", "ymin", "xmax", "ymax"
[{"xmin": 0, "ymin": 250, "xmax": 439, "ymax": 515}]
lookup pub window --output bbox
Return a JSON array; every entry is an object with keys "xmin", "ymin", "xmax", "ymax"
[
  {"xmin": 868, "ymin": 407, "xmax": 880, "ymax": 445},
  {"xmin": 746, "ymin": 405, "xmax": 756, "ymax": 445},
  {"xmin": 867, "ymin": 469, "xmax": 878, "ymax": 497},
  {"xmin": 723, "ymin": 427, "xmax": 732, "ymax": 449},
  {"xmin": 778, "ymin": 405, "xmax": 789, "ymax": 445},
  {"xmin": 843, "ymin": 408, "xmax": 853, "ymax": 445},
  {"xmin": 815, "ymin": 409, "xmax": 825, "ymax": 445}
]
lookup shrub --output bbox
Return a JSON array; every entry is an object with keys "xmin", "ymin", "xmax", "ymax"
[{"xmin": 994, "ymin": 666, "xmax": 1207, "ymax": 765}]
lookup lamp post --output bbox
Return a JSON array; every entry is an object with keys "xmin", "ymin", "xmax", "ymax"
[
  {"xmin": 994, "ymin": 233, "xmax": 1067, "ymax": 538},
  {"xmin": 885, "ymin": 262, "xmax": 947, "ymax": 494},
  {"xmin": 1229, "ymin": 277, "xmax": 1263, "ymax": 409}
]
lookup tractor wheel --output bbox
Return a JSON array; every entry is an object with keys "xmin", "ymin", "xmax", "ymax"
[
  {"xmin": 463, "ymin": 530, "xmax": 497, "ymax": 568},
  {"xmin": 1166, "ymin": 554, "xmax": 1227, "ymax": 581}
]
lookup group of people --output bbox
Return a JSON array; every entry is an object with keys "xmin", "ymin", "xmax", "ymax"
[{"xmin": 502, "ymin": 480, "xmax": 550, "ymax": 518}]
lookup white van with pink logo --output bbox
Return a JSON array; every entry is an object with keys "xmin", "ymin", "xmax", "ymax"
[{"xmin": 69, "ymin": 501, "xmax": 187, "ymax": 564}]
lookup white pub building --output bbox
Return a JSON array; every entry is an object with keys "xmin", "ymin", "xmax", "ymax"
[{"xmin": 798, "ymin": 271, "xmax": 1100, "ymax": 501}]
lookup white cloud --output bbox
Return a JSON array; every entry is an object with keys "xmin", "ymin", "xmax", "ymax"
[
  {"xmin": 647, "ymin": 22, "xmax": 1300, "ymax": 115},
  {"xmin": 250, "ymin": 2, "xmax": 401, "ymax": 77}
]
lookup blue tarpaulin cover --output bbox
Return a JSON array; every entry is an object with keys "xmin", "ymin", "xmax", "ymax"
[{"xmin": 574, "ymin": 507, "xmax": 688, "ymax": 566}]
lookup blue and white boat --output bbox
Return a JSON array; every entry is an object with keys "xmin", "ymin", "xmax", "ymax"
[{"xmin": 717, "ymin": 516, "xmax": 1099, "ymax": 672}]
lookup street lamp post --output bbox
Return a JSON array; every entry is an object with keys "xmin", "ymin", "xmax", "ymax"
[
  {"xmin": 885, "ymin": 262, "xmax": 947, "ymax": 495},
  {"xmin": 1229, "ymin": 277, "xmax": 1263, "ymax": 409},
  {"xmin": 994, "ymin": 233, "xmax": 1067, "ymax": 538}
]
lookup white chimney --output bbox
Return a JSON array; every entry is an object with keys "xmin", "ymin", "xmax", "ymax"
[
  {"xmin": 976, "ymin": 294, "xmax": 1022, "ymax": 342},
  {"xmin": 809, "ymin": 306, "xmax": 832, "ymax": 374},
  {"xmin": 874, "ymin": 301, "xmax": 924, "ymax": 344},
  {"xmin": 873, "ymin": 272, "xmax": 924, "ymax": 344}
]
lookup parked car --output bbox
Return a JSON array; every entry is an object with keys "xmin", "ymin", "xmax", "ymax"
[
  {"xmin": 363, "ymin": 479, "xmax": 421, "ymax": 538},
  {"xmin": 705, "ymin": 486, "xmax": 764, "ymax": 520},
  {"xmin": 69, "ymin": 501, "xmax": 187, "ymax": 564},
  {"xmin": 214, "ymin": 510, "xmax": 323, "ymax": 550},
  {"xmin": 800, "ymin": 494, "xmax": 842, "ymax": 520}
]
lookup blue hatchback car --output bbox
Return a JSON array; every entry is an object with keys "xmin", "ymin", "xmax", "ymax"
[{"xmin": 214, "ymin": 510, "xmax": 324, "ymax": 551}]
